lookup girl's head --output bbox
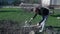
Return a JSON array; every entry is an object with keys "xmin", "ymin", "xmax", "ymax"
[{"xmin": 33, "ymin": 7, "xmax": 39, "ymax": 14}]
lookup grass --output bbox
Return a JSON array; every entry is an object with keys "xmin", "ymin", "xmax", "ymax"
[{"xmin": 0, "ymin": 8, "xmax": 60, "ymax": 26}]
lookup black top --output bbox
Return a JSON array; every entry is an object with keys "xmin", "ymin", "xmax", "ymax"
[
  {"xmin": 36, "ymin": 7, "xmax": 49, "ymax": 16},
  {"xmin": 33, "ymin": 7, "xmax": 49, "ymax": 19}
]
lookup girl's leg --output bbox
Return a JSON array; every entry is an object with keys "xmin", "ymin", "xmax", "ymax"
[
  {"xmin": 39, "ymin": 16, "xmax": 45, "ymax": 25},
  {"xmin": 38, "ymin": 15, "xmax": 48, "ymax": 32}
]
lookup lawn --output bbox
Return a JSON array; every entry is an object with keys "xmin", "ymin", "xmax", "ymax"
[{"xmin": 0, "ymin": 8, "xmax": 60, "ymax": 26}]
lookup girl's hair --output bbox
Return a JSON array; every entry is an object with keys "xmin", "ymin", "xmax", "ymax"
[{"xmin": 31, "ymin": 7, "xmax": 40, "ymax": 13}]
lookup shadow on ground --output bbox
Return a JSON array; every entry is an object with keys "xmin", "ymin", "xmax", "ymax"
[
  {"xmin": 0, "ymin": 20, "xmax": 60, "ymax": 34},
  {"xmin": 0, "ymin": 19, "xmax": 21, "ymax": 34},
  {"xmin": 0, "ymin": 11, "xmax": 16, "ymax": 12}
]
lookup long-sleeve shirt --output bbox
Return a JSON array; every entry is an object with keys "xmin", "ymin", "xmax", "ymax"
[{"xmin": 32, "ymin": 7, "xmax": 49, "ymax": 19}]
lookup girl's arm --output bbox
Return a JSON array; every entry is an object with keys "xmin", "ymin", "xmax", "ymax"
[{"xmin": 33, "ymin": 13, "xmax": 37, "ymax": 19}]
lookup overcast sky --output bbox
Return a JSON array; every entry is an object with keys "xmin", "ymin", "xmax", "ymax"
[
  {"xmin": 41, "ymin": 0, "xmax": 60, "ymax": 5},
  {"xmin": 41, "ymin": 0, "xmax": 50, "ymax": 7}
]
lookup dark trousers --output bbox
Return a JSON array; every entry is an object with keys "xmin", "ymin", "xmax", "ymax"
[{"xmin": 39, "ymin": 15, "xmax": 48, "ymax": 25}]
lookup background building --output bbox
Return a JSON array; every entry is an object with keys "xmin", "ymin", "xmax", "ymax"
[{"xmin": 50, "ymin": 0, "xmax": 60, "ymax": 5}]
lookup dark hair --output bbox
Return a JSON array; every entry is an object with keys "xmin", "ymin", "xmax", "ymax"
[{"xmin": 31, "ymin": 8, "xmax": 33, "ymax": 11}]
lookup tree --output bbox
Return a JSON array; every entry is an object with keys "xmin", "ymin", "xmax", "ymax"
[
  {"xmin": 13, "ymin": 0, "xmax": 21, "ymax": 6},
  {"xmin": 0, "ymin": 0, "xmax": 8, "ymax": 6}
]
